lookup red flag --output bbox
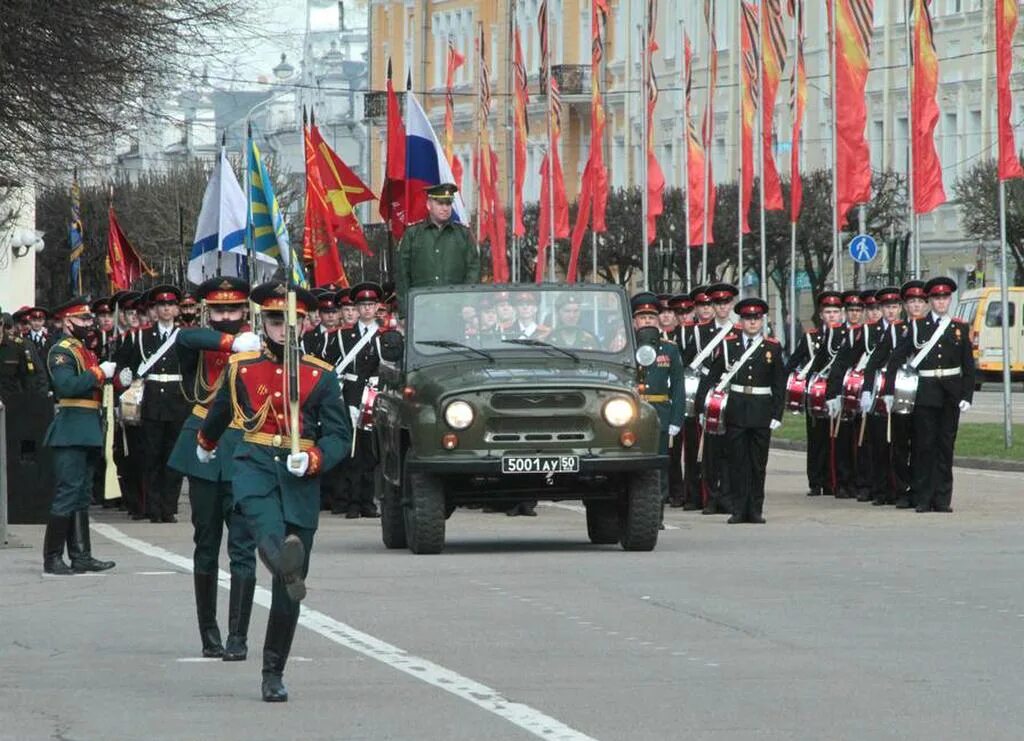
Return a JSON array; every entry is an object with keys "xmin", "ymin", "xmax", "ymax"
[
  {"xmin": 379, "ymin": 60, "xmax": 409, "ymax": 238},
  {"xmin": 106, "ymin": 206, "xmax": 154, "ymax": 291},
  {"xmin": 645, "ymin": 0, "xmax": 664, "ymax": 245},
  {"xmin": 512, "ymin": 29, "xmax": 529, "ymax": 238},
  {"xmin": 310, "ymin": 124, "xmax": 375, "ymax": 255},
  {"xmin": 997, "ymin": 0, "xmax": 1024, "ymax": 180},
  {"xmin": 761, "ymin": 0, "xmax": 787, "ymax": 211},
  {"xmin": 911, "ymin": 0, "xmax": 945, "ymax": 214},
  {"xmin": 536, "ymin": 81, "xmax": 569, "ymax": 283},
  {"xmin": 788, "ymin": 0, "xmax": 807, "ymax": 222},
  {"xmin": 740, "ymin": 2, "xmax": 758, "ymax": 234},
  {"xmin": 832, "ymin": 0, "xmax": 874, "ymax": 224},
  {"xmin": 699, "ymin": 1, "xmax": 718, "ymax": 246},
  {"xmin": 445, "ymin": 38, "xmax": 466, "ymax": 187},
  {"xmin": 487, "ymin": 149, "xmax": 509, "ymax": 283},
  {"xmin": 304, "ymin": 123, "xmax": 349, "ymax": 287},
  {"xmin": 684, "ymin": 35, "xmax": 715, "ymax": 248}
]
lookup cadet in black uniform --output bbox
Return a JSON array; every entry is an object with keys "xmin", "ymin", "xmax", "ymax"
[
  {"xmin": 679, "ymin": 287, "xmax": 715, "ymax": 510},
  {"xmin": 122, "ymin": 285, "xmax": 190, "ymax": 523},
  {"xmin": 336, "ymin": 282, "xmax": 383, "ymax": 519},
  {"xmin": 824, "ymin": 290, "xmax": 866, "ymax": 500},
  {"xmin": 697, "ymin": 298, "xmax": 786, "ymax": 523},
  {"xmin": 886, "ymin": 277, "xmax": 974, "ymax": 513}
]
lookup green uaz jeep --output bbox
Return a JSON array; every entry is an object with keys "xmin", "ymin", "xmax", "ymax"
[{"xmin": 372, "ymin": 284, "xmax": 666, "ymax": 554}]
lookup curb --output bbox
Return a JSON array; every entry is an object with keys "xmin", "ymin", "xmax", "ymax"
[{"xmin": 770, "ymin": 438, "xmax": 1024, "ymax": 474}]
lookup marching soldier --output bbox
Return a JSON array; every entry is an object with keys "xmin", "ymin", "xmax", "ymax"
[
  {"xmin": 42, "ymin": 298, "xmax": 129, "ymax": 574},
  {"xmin": 632, "ymin": 292, "xmax": 685, "ymax": 519},
  {"xmin": 657, "ymin": 294, "xmax": 678, "ymax": 341},
  {"xmin": 23, "ymin": 306, "xmax": 52, "ymax": 355},
  {"xmin": 886, "ymin": 277, "xmax": 974, "ymax": 513},
  {"xmin": 197, "ymin": 281, "xmax": 350, "ymax": 702},
  {"xmin": 301, "ymin": 284, "xmax": 345, "ymax": 362},
  {"xmin": 0, "ymin": 315, "xmax": 48, "ymax": 400},
  {"xmin": 339, "ymin": 292, "xmax": 357, "ymax": 330},
  {"xmin": 665, "ymin": 293, "xmax": 695, "ymax": 508},
  {"xmin": 336, "ymin": 282, "xmax": 384, "ymax": 519},
  {"xmin": 824, "ymin": 290, "xmax": 867, "ymax": 500},
  {"xmin": 396, "ymin": 182, "xmax": 480, "ymax": 315},
  {"xmin": 168, "ymin": 277, "xmax": 258, "ymax": 660},
  {"xmin": 112, "ymin": 291, "xmax": 148, "ymax": 519},
  {"xmin": 678, "ymin": 287, "xmax": 715, "ymax": 510},
  {"xmin": 90, "ymin": 297, "xmax": 120, "ymax": 508},
  {"xmin": 179, "ymin": 292, "xmax": 200, "ymax": 327},
  {"xmin": 697, "ymin": 298, "xmax": 785, "ymax": 523},
  {"xmin": 122, "ymin": 285, "xmax": 190, "ymax": 523},
  {"xmin": 787, "ymin": 291, "xmax": 844, "ymax": 497}
]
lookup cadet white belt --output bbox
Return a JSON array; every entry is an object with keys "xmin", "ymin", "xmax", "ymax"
[
  {"xmin": 919, "ymin": 367, "xmax": 961, "ymax": 378},
  {"xmin": 146, "ymin": 374, "xmax": 183, "ymax": 383},
  {"xmin": 340, "ymin": 373, "xmax": 359, "ymax": 382},
  {"xmin": 730, "ymin": 384, "xmax": 772, "ymax": 396}
]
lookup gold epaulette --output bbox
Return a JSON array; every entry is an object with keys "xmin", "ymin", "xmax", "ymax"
[
  {"xmin": 303, "ymin": 354, "xmax": 333, "ymax": 372},
  {"xmin": 59, "ymin": 338, "xmax": 75, "ymax": 348},
  {"xmin": 228, "ymin": 350, "xmax": 262, "ymax": 364}
]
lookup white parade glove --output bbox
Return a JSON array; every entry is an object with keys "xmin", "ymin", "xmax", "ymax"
[
  {"xmin": 770, "ymin": 419, "xmax": 782, "ymax": 431},
  {"xmin": 883, "ymin": 395, "xmax": 894, "ymax": 411},
  {"xmin": 699, "ymin": 414, "xmax": 706, "ymax": 427},
  {"xmin": 195, "ymin": 445, "xmax": 216, "ymax": 464},
  {"xmin": 826, "ymin": 397, "xmax": 842, "ymax": 418},
  {"xmin": 859, "ymin": 391, "xmax": 872, "ymax": 414},
  {"xmin": 99, "ymin": 361, "xmax": 117, "ymax": 379},
  {"xmin": 668, "ymin": 424, "xmax": 681, "ymax": 438},
  {"xmin": 287, "ymin": 452, "xmax": 310, "ymax": 477},
  {"xmin": 118, "ymin": 368, "xmax": 133, "ymax": 387},
  {"xmin": 231, "ymin": 331, "xmax": 262, "ymax": 353},
  {"xmin": 958, "ymin": 400, "xmax": 971, "ymax": 413}
]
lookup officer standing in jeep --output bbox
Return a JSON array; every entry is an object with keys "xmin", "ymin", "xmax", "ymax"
[{"xmin": 395, "ymin": 183, "xmax": 481, "ymax": 315}]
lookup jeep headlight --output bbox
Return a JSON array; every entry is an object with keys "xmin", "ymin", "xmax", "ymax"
[
  {"xmin": 444, "ymin": 400, "xmax": 475, "ymax": 430},
  {"xmin": 602, "ymin": 397, "xmax": 635, "ymax": 427}
]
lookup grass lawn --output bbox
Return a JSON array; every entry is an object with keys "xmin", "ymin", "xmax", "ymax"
[{"xmin": 771, "ymin": 417, "xmax": 1024, "ymax": 461}]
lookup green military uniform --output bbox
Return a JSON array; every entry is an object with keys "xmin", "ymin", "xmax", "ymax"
[
  {"xmin": 168, "ymin": 283, "xmax": 257, "ymax": 661},
  {"xmin": 0, "ymin": 331, "xmax": 48, "ymax": 400},
  {"xmin": 395, "ymin": 187, "xmax": 480, "ymax": 315},
  {"xmin": 198, "ymin": 282, "xmax": 351, "ymax": 702},
  {"xmin": 42, "ymin": 299, "xmax": 117, "ymax": 575}
]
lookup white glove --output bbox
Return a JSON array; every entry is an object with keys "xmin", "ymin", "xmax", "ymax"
[
  {"xmin": 770, "ymin": 419, "xmax": 782, "ymax": 431},
  {"xmin": 668, "ymin": 424, "xmax": 681, "ymax": 438},
  {"xmin": 99, "ymin": 361, "xmax": 117, "ymax": 379},
  {"xmin": 699, "ymin": 414, "xmax": 706, "ymax": 427},
  {"xmin": 826, "ymin": 397, "xmax": 842, "ymax": 418},
  {"xmin": 859, "ymin": 391, "xmax": 872, "ymax": 414},
  {"xmin": 231, "ymin": 331, "xmax": 262, "ymax": 353},
  {"xmin": 883, "ymin": 395, "xmax": 894, "ymax": 411},
  {"xmin": 958, "ymin": 400, "xmax": 971, "ymax": 413},
  {"xmin": 195, "ymin": 445, "xmax": 216, "ymax": 464},
  {"xmin": 118, "ymin": 368, "xmax": 133, "ymax": 387},
  {"xmin": 287, "ymin": 452, "xmax": 310, "ymax": 477}
]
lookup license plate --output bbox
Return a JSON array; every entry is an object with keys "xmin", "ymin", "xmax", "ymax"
[{"xmin": 501, "ymin": 455, "xmax": 580, "ymax": 475}]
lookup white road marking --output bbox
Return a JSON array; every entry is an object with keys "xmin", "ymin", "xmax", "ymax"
[
  {"xmin": 772, "ymin": 448, "xmax": 1019, "ymax": 479},
  {"xmin": 176, "ymin": 657, "xmax": 220, "ymax": 663},
  {"xmin": 136, "ymin": 570, "xmax": 180, "ymax": 575},
  {"xmin": 92, "ymin": 523, "xmax": 599, "ymax": 741},
  {"xmin": 539, "ymin": 501, "xmax": 680, "ymax": 530}
]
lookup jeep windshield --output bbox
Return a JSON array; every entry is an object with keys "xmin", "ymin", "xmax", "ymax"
[{"xmin": 409, "ymin": 287, "xmax": 630, "ymax": 357}]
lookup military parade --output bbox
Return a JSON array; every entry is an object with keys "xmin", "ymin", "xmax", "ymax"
[{"xmin": 3, "ymin": 0, "xmax": 1024, "ymax": 738}]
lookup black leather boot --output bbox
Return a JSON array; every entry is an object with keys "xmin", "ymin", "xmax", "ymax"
[
  {"xmin": 257, "ymin": 534, "xmax": 306, "ymax": 602},
  {"xmin": 223, "ymin": 574, "xmax": 256, "ymax": 661},
  {"xmin": 43, "ymin": 515, "xmax": 75, "ymax": 575},
  {"xmin": 261, "ymin": 604, "xmax": 299, "ymax": 702},
  {"xmin": 194, "ymin": 572, "xmax": 224, "ymax": 658},
  {"xmin": 67, "ymin": 510, "xmax": 115, "ymax": 572}
]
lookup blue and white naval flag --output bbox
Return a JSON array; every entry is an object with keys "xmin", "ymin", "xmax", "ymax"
[{"xmin": 188, "ymin": 148, "xmax": 249, "ymax": 285}]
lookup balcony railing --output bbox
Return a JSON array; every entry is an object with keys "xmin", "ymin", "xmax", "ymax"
[{"xmin": 364, "ymin": 91, "xmax": 405, "ymax": 122}]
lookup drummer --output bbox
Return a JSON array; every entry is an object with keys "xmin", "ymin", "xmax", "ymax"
[
  {"xmin": 786, "ymin": 291, "xmax": 844, "ymax": 498},
  {"xmin": 824, "ymin": 290, "xmax": 867, "ymax": 500},
  {"xmin": 678, "ymin": 285, "xmax": 718, "ymax": 511},
  {"xmin": 696, "ymin": 298, "xmax": 785, "ymax": 524}
]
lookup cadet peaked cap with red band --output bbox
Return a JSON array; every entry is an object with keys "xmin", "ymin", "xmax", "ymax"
[
  {"xmin": 197, "ymin": 277, "xmax": 249, "ymax": 305},
  {"xmin": 338, "ymin": 292, "xmax": 353, "ymax": 306},
  {"xmin": 53, "ymin": 297, "xmax": 93, "ymax": 320},
  {"xmin": 631, "ymin": 291, "xmax": 660, "ymax": 316},
  {"xmin": 180, "ymin": 293, "xmax": 199, "ymax": 308},
  {"xmin": 735, "ymin": 297, "xmax": 769, "ymax": 318},
  {"xmin": 669, "ymin": 294, "xmax": 694, "ymax": 311},
  {"xmin": 514, "ymin": 291, "xmax": 538, "ymax": 305},
  {"xmin": 925, "ymin": 276, "xmax": 957, "ymax": 297},
  {"xmin": 90, "ymin": 298, "xmax": 113, "ymax": 314},
  {"xmin": 250, "ymin": 282, "xmax": 316, "ymax": 315},
  {"xmin": 860, "ymin": 290, "xmax": 877, "ymax": 306},
  {"xmin": 146, "ymin": 285, "xmax": 182, "ymax": 304},
  {"xmin": 350, "ymin": 282, "xmax": 383, "ymax": 304},
  {"xmin": 707, "ymin": 283, "xmax": 739, "ymax": 303},
  {"xmin": 656, "ymin": 294, "xmax": 672, "ymax": 311},
  {"xmin": 690, "ymin": 285, "xmax": 712, "ymax": 305},
  {"xmin": 26, "ymin": 306, "xmax": 50, "ymax": 320},
  {"xmin": 842, "ymin": 290, "xmax": 864, "ymax": 307},
  {"xmin": 900, "ymin": 280, "xmax": 927, "ymax": 300},
  {"xmin": 817, "ymin": 291, "xmax": 843, "ymax": 308},
  {"xmin": 875, "ymin": 286, "xmax": 901, "ymax": 304}
]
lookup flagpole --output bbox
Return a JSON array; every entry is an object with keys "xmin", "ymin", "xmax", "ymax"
[
  {"xmin": 998, "ymin": 179, "xmax": 1013, "ymax": 448},
  {"xmin": 789, "ymin": 0, "xmax": 800, "ymax": 351},
  {"xmin": 681, "ymin": 19, "xmax": 691, "ymax": 295},
  {"xmin": 702, "ymin": 2, "xmax": 714, "ymax": 285},
  {"xmin": 736, "ymin": 7, "xmax": 744, "ymax": 292},
  {"xmin": 244, "ymin": 122, "xmax": 255, "ymax": 291},
  {"xmin": 475, "ymin": 23, "xmax": 484, "ymax": 251},
  {"xmin": 830, "ymin": 0, "xmax": 841, "ymax": 290},
  {"xmin": 906, "ymin": 2, "xmax": 919, "ymax": 279},
  {"xmin": 545, "ymin": 2, "xmax": 556, "ymax": 282},
  {"xmin": 641, "ymin": 22, "xmax": 650, "ymax": 291},
  {"xmin": 757, "ymin": 0, "xmax": 767, "ymax": 303},
  {"xmin": 507, "ymin": 0, "xmax": 518, "ymax": 283}
]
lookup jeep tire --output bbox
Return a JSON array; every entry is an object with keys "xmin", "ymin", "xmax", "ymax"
[
  {"xmin": 585, "ymin": 500, "xmax": 620, "ymax": 544},
  {"xmin": 402, "ymin": 463, "xmax": 446, "ymax": 554},
  {"xmin": 377, "ymin": 465, "xmax": 406, "ymax": 549},
  {"xmin": 619, "ymin": 470, "xmax": 661, "ymax": 551}
]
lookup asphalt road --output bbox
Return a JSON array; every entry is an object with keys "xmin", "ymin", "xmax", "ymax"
[
  {"xmin": 965, "ymin": 386, "xmax": 1022, "ymax": 423},
  {"xmin": 3, "ymin": 452, "xmax": 1023, "ymax": 741}
]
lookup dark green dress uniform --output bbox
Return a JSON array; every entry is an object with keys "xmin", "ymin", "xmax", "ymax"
[
  {"xmin": 0, "ymin": 331, "xmax": 48, "ymax": 400},
  {"xmin": 886, "ymin": 277, "xmax": 975, "ymax": 513},
  {"xmin": 396, "ymin": 210, "xmax": 480, "ymax": 315},
  {"xmin": 169, "ymin": 278, "xmax": 257, "ymax": 661},
  {"xmin": 42, "ymin": 299, "xmax": 118, "ymax": 575},
  {"xmin": 697, "ymin": 299, "xmax": 786, "ymax": 523},
  {"xmin": 198, "ymin": 282, "xmax": 350, "ymax": 702}
]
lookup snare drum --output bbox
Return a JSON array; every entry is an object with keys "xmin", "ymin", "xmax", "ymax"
[
  {"xmin": 891, "ymin": 365, "xmax": 919, "ymax": 416},
  {"xmin": 805, "ymin": 373, "xmax": 830, "ymax": 419},
  {"xmin": 785, "ymin": 371, "xmax": 808, "ymax": 414},
  {"xmin": 683, "ymin": 367, "xmax": 701, "ymax": 418},
  {"xmin": 841, "ymin": 368, "xmax": 865, "ymax": 419},
  {"xmin": 869, "ymin": 370, "xmax": 888, "ymax": 415},
  {"xmin": 703, "ymin": 388, "xmax": 729, "ymax": 436},
  {"xmin": 357, "ymin": 383, "xmax": 379, "ymax": 431},
  {"xmin": 119, "ymin": 379, "xmax": 145, "ymax": 426}
]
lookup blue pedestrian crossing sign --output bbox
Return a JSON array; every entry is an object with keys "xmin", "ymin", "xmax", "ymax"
[{"xmin": 849, "ymin": 234, "xmax": 878, "ymax": 264}]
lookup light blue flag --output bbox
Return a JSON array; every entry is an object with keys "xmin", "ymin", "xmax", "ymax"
[{"xmin": 248, "ymin": 139, "xmax": 307, "ymax": 287}]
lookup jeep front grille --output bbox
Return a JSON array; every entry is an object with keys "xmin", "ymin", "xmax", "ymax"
[
  {"xmin": 485, "ymin": 415, "xmax": 591, "ymax": 443},
  {"xmin": 490, "ymin": 391, "xmax": 586, "ymax": 411}
]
